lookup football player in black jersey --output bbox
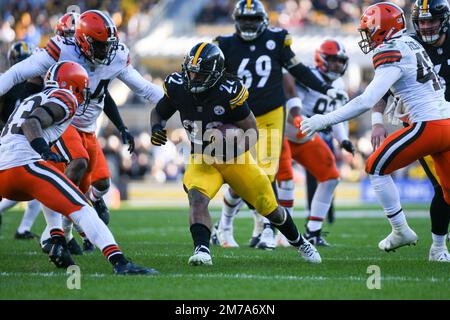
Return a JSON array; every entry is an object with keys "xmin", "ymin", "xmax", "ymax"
[
  {"xmin": 371, "ymin": 0, "xmax": 450, "ymax": 262},
  {"xmin": 212, "ymin": 0, "xmax": 347, "ymax": 250},
  {"xmin": 0, "ymin": 41, "xmax": 43, "ymax": 240},
  {"xmin": 150, "ymin": 42, "xmax": 322, "ymax": 265}
]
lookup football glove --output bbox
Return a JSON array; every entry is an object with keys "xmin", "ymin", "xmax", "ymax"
[
  {"xmin": 30, "ymin": 137, "xmax": 67, "ymax": 163},
  {"xmin": 120, "ymin": 127, "xmax": 135, "ymax": 153},
  {"xmin": 340, "ymin": 140, "xmax": 355, "ymax": 156},
  {"xmin": 151, "ymin": 124, "xmax": 167, "ymax": 146},
  {"xmin": 42, "ymin": 150, "xmax": 67, "ymax": 164},
  {"xmin": 326, "ymin": 88, "xmax": 349, "ymax": 104},
  {"xmin": 300, "ymin": 114, "xmax": 328, "ymax": 137}
]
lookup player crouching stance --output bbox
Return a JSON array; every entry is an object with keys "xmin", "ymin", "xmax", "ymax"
[
  {"xmin": 0, "ymin": 61, "xmax": 157, "ymax": 274},
  {"xmin": 301, "ymin": 2, "xmax": 450, "ymax": 255},
  {"xmin": 151, "ymin": 42, "xmax": 321, "ymax": 265}
]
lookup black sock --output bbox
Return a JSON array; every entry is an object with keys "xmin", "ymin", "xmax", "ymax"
[
  {"xmin": 430, "ymin": 187, "xmax": 450, "ymax": 236},
  {"xmin": 50, "ymin": 228, "xmax": 66, "ymax": 246},
  {"xmin": 273, "ymin": 212, "xmax": 304, "ymax": 247},
  {"xmin": 102, "ymin": 244, "xmax": 128, "ymax": 265},
  {"xmin": 190, "ymin": 223, "xmax": 211, "ymax": 250}
]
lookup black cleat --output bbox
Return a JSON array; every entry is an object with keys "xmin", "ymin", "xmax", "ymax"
[
  {"xmin": 67, "ymin": 238, "xmax": 83, "ymax": 255},
  {"xmin": 113, "ymin": 261, "xmax": 159, "ymax": 275},
  {"xmin": 249, "ymin": 234, "xmax": 261, "ymax": 248},
  {"xmin": 93, "ymin": 197, "xmax": 110, "ymax": 225},
  {"xmin": 48, "ymin": 243, "xmax": 77, "ymax": 268},
  {"xmin": 14, "ymin": 230, "xmax": 39, "ymax": 240},
  {"xmin": 303, "ymin": 228, "xmax": 331, "ymax": 247},
  {"xmin": 82, "ymin": 239, "xmax": 95, "ymax": 253},
  {"xmin": 41, "ymin": 239, "xmax": 52, "ymax": 254}
]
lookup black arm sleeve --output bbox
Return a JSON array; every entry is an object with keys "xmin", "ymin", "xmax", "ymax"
[
  {"xmin": 287, "ymin": 63, "xmax": 332, "ymax": 95},
  {"xmin": 155, "ymin": 95, "xmax": 177, "ymax": 120},
  {"xmin": 230, "ymin": 101, "xmax": 251, "ymax": 123},
  {"xmin": 382, "ymin": 90, "xmax": 392, "ymax": 103},
  {"xmin": 103, "ymin": 91, "xmax": 126, "ymax": 130}
]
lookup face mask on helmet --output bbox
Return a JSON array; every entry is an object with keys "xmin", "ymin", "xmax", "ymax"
[
  {"xmin": 412, "ymin": 1, "xmax": 450, "ymax": 44},
  {"xmin": 88, "ymin": 37, "xmax": 118, "ymax": 64},
  {"xmin": 322, "ymin": 56, "xmax": 348, "ymax": 81},
  {"xmin": 415, "ymin": 16, "xmax": 447, "ymax": 43},
  {"xmin": 235, "ymin": 14, "xmax": 267, "ymax": 41}
]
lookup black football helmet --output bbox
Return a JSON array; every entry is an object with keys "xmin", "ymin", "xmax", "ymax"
[
  {"xmin": 412, "ymin": 0, "xmax": 450, "ymax": 44},
  {"xmin": 182, "ymin": 42, "xmax": 225, "ymax": 94},
  {"xmin": 232, "ymin": 0, "xmax": 269, "ymax": 41},
  {"xmin": 8, "ymin": 41, "xmax": 33, "ymax": 66}
]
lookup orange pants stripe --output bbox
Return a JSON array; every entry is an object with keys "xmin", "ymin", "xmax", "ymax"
[{"xmin": 0, "ymin": 161, "xmax": 89, "ymax": 216}]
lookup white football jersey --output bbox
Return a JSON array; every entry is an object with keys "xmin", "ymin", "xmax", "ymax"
[
  {"xmin": 373, "ymin": 35, "xmax": 450, "ymax": 122},
  {"xmin": 285, "ymin": 68, "xmax": 347, "ymax": 143},
  {"xmin": 0, "ymin": 88, "xmax": 78, "ymax": 170}
]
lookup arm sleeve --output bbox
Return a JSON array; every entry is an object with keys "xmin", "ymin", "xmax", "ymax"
[
  {"xmin": 103, "ymin": 91, "xmax": 126, "ymax": 130},
  {"xmin": 321, "ymin": 65, "xmax": 403, "ymax": 127},
  {"xmin": 0, "ymin": 50, "xmax": 53, "ymax": 96},
  {"xmin": 286, "ymin": 63, "xmax": 331, "ymax": 95},
  {"xmin": 155, "ymin": 95, "xmax": 177, "ymax": 121},
  {"xmin": 332, "ymin": 122, "xmax": 349, "ymax": 143},
  {"xmin": 230, "ymin": 101, "xmax": 251, "ymax": 122},
  {"xmin": 117, "ymin": 65, "xmax": 164, "ymax": 105}
]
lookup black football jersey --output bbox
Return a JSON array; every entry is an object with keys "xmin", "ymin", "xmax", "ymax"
[
  {"xmin": 0, "ymin": 81, "xmax": 43, "ymax": 124},
  {"xmin": 411, "ymin": 31, "xmax": 450, "ymax": 101},
  {"xmin": 157, "ymin": 72, "xmax": 251, "ymax": 153},
  {"xmin": 215, "ymin": 28, "xmax": 295, "ymax": 117}
]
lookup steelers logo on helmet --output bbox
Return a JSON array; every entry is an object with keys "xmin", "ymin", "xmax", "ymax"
[
  {"xmin": 7, "ymin": 41, "xmax": 33, "ymax": 67},
  {"xmin": 233, "ymin": 0, "xmax": 269, "ymax": 41},
  {"xmin": 182, "ymin": 42, "xmax": 225, "ymax": 94},
  {"xmin": 412, "ymin": 0, "xmax": 450, "ymax": 44}
]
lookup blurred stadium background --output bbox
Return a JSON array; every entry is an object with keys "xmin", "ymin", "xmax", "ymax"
[{"xmin": 0, "ymin": 0, "xmax": 431, "ymax": 210}]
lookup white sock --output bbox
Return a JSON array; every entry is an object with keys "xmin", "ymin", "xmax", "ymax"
[
  {"xmin": 251, "ymin": 209, "xmax": 264, "ymax": 237},
  {"xmin": 40, "ymin": 225, "xmax": 51, "ymax": 246},
  {"xmin": 62, "ymin": 216, "xmax": 74, "ymax": 241},
  {"xmin": 42, "ymin": 206, "xmax": 63, "ymax": 231},
  {"xmin": 220, "ymin": 188, "xmax": 242, "ymax": 230},
  {"xmin": 89, "ymin": 185, "xmax": 109, "ymax": 202},
  {"xmin": 16, "ymin": 200, "xmax": 41, "ymax": 233},
  {"xmin": 0, "ymin": 199, "xmax": 18, "ymax": 214},
  {"xmin": 432, "ymin": 233, "xmax": 447, "ymax": 248},
  {"xmin": 307, "ymin": 179, "xmax": 338, "ymax": 232},
  {"xmin": 69, "ymin": 205, "xmax": 118, "ymax": 250},
  {"xmin": 369, "ymin": 174, "xmax": 408, "ymax": 230},
  {"xmin": 278, "ymin": 179, "xmax": 295, "ymax": 216},
  {"xmin": 74, "ymin": 223, "xmax": 88, "ymax": 240}
]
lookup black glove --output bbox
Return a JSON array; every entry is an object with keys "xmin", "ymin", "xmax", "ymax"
[
  {"xmin": 340, "ymin": 139, "xmax": 355, "ymax": 156},
  {"xmin": 151, "ymin": 124, "xmax": 167, "ymax": 146},
  {"xmin": 42, "ymin": 150, "xmax": 68, "ymax": 163},
  {"xmin": 30, "ymin": 137, "xmax": 67, "ymax": 164},
  {"xmin": 120, "ymin": 127, "xmax": 135, "ymax": 153}
]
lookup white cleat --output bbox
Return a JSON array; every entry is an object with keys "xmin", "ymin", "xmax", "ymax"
[
  {"xmin": 275, "ymin": 232, "xmax": 291, "ymax": 248},
  {"xmin": 298, "ymin": 238, "xmax": 322, "ymax": 263},
  {"xmin": 256, "ymin": 227, "xmax": 276, "ymax": 250},
  {"xmin": 188, "ymin": 252, "xmax": 213, "ymax": 266},
  {"xmin": 429, "ymin": 246, "xmax": 450, "ymax": 262},
  {"xmin": 217, "ymin": 225, "xmax": 239, "ymax": 248},
  {"xmin": 378, "ymin": 227, "xmax": 418, "ymax": 252}
]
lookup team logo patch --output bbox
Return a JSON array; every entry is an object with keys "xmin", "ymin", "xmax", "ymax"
[
  {"xmin": 266, "ymin": 40, "xmax": 276, "ymax": 50},
  {"xmin": 214, "ymin": 105, "xmax": 225, "ymax": 115},
  {"xmin": 250, "ymin": 45, "xmax": 256, "ymax": 52}
]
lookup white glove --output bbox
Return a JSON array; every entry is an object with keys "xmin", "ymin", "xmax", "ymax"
[
  {"xmin": 300, "ymin": 114, "xmax": 329, "ymax": 137},
  {"xmin": 326, "ymin": 88, "xmax": 349, "ymax": 104}
]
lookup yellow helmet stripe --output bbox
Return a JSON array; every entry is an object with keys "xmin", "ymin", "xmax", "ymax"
[
  {"xmin": 247, "ymin": 0, "xmax": 252, "ymax": 10},
  {"xmin": 22, "ymin": 42, "xmax": 28, "ymax": 53},
  {"xmin": 192, "ymin": 42, "xmax": 208, "ymax": 66},
  {"xmin": 422, "ymin": 0, "xmax": 429, "ymax": 14}
]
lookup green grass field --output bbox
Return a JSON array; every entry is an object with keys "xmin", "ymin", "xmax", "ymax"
[{"xmin": 0, "ymin": 207, "xmax": 449, "ymax": 300}]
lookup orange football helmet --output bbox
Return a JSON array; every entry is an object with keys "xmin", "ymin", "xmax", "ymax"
[
  {"xmin": 55, "ymin": 12, "xmax": 80, "ymax": 38},
  {"xmin": 358, "ymin": 2, "xmax": 406, "ymax": 54},
  {"xmin": 44, "ymin": 61, "xmax": 90, "ymax": 110},
  {"xmin": 75, "ymin": 10, "xmax": 119, "ymax": 65},
  {"xmin": 315, "ymin": 39, "xmax": 348, "ymax": 81}
]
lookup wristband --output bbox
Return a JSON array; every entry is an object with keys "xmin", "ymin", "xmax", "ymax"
[
  {"xmin": 286, "ymin": 97, "xmax": 302, "ymax": 110},
  {"xmin": 371, "ymin": 112, "xmax": 384, "ymax": 126}
]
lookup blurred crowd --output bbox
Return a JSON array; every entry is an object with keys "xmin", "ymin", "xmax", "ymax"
[{"xmin": 197, "ymin": 0, "xmax": 415, "ymax": 33}]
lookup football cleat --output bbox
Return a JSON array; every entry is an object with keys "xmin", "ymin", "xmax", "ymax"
[
  {"xmin": 249, "ymin": 234, "xmax": 261, "ymax": 248},
  {"xmin": 93, "ymin": 197, "xmax": 110, "ymax": 225},
  {"xmin": 256, "ymin": 227, "xmax": 276, "ymax": 250},
  {"xmin": 210, "ymin": 221, "xmax": 220, "ymax": 246},
  {"xmin": 14, "ymin": 230, "xmax": 39, "ymax": 240},
  {"xmin": 378, "ymin": 227, "xmax": 418, "ymax": 252},
  {"xmin": 188, "ymin": 245, "xmax": 213, "ymax": 266},
  {"xmin": 48, "ymin": 243, "xmax": 76, "ymax": 268},
  {"xmin": 275, "ymin": 232, "xmax": 291, "ymax": 248},
  {"xmin": 113, "ymin": 261, "xmax": 159, "ymax": 275},
  {"xmin": 217, "ymin": 224, "xmax": 239, "ymax": 248},
  {"xmin": 67, "ymin": 238, "xmax": 83, "ymax": 255},
  {"xmin": 298, "ymin": 237, "xmax": 322, "ymax": 263},
  {"xmin": 83, "ymin": 239, "xmax": 95, "ymax": 253},
  {"xmin": 429, "ymin": 246, "xmax": 450, "ymax": 262},
  {"xmin": 303, "ymin": 228, "xmax": 331, "ymax": 247}
]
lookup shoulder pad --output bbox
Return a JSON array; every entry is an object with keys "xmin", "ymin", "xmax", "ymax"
[
  {"xmin": 372, "ymin": 42, "xmax": 403, "ymax": 69},
  {"xmin": 45, "ymin": 36, "xmax": 63, "ymax": 61},
  {"xmin": 268, "ymin": 27, "xmax": 284, "ymax": 33},
  {"xmin": 225, "ymin": 80, "xmax": 248, "ymax": 109},
  {"xmin": 47, "ymin": 88, "xmax": 78, "ymax": 118},
  {"xmin": 114, "ymin": 43, "xmax": 131, "ymax": 67},
  {"xmin": 163, "ymin": 72, "xmax": 184, "ymax": 97}
]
